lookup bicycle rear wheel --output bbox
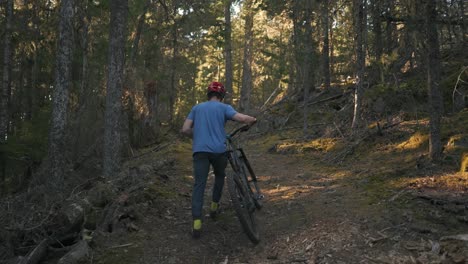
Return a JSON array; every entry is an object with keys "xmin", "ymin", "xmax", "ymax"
[
  {"xmin": 238, "ymin": 149, "xmax": 263, "ymax": 210},
  {"xmin": 227, "ymin": 171, "xmax": 260, "ymax": 244},
  {"xmin": 240, "ymin": 161, "xmax": 263, "ymax": 210}
]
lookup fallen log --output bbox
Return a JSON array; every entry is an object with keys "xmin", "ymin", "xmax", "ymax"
[
  {"xmin": 57, "ymin": 240, "xmax": 90, "ymax": 264},
  {"xmin": 18, "ymin": 239, "xmax": 48, "ymax": 264},
  {"xmin": 440, "ymin": 234, "xmax": 468, "ymax": 263}
]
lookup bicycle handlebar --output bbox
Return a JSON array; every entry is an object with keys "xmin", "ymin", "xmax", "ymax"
[{"xmin": 227, "ymin": 124, "xmax": 253, "ymax": 139}]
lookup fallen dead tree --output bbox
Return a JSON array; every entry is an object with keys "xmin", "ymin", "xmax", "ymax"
[
  {"xmin": 0, "ymin": 153, "xmax": 175, "ymax": 264},
  {"xmin": 322, "ymin": 120, "xmax": 404, "ymax": 163}
]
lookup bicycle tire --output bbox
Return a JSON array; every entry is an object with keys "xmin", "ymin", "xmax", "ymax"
[
  {"xmin": 240, "ymin": 160, "xmax": 263, "ymax": 210},
  {"xmin": 227, "ymin": 171, "xmax": 260, "ymax": 244}
]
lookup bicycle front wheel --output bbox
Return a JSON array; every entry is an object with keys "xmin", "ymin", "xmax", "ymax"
[{"xmin": 227, "ymin": 171, "xmax": 260, "ymax": 244}]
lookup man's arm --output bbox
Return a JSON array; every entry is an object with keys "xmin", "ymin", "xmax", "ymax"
[
  {"xmin": 232, "ymin": 113, "xmax": 257, "ymax": 126},
  {"xmin": 181, "ymin": 119, "xmax": 194, "ymax": 137}
]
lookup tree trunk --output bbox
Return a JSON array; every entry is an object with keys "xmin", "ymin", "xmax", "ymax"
[
  {"xmin": 0, "ymin": 0, "xmax": 13, "ymax": 143},
  {"xmin": 384, "ymin": 2, "xmax": 397, "ymax": 54},
  {"xmin": 329, "ymin": 11, "xmax": 335, "ymax": 80},
  {"xmin": 129, "ymin": 1, "xmax": 150, "ymax": 70},
  {"xmin": 168, "ymin": 1, "xmax": 179, "ymax": 122},
  {"xmin": 79, "ymin": 2, "xmax": 90, "ymax": 108},
  {"xmin": 125, "ymin": 0, "xmax": 150, "ymax": 150},
  {"xmin": 302, "ymin": 1, "xmax": 315, "ymax": 136},
  {"xmin": 240, "ymin": 0, "xmax": 254, "ymax": 112},
  {"xmin": 372, "ymin": 1, "xmax": 383, "ymax": 60},
  {"xmin": 321, "ymin": 0, "xmax": 330, "ymax": 89},
  {"xmin": 103, "ymin": 0, "xmax": 128, "ymax": 178},
  {"xmin": 291, "ymin": 1, "xmax": 301, "ymax": 96},
  {"xmin": 426, "ymin": 0, "xmax": 443, "ymax": 161},
  {"xmin": 24, "ymin": 1, "xmax": 42, "ymax": 122},
  {"xmin": 352, "ymin": 0, "xmax": 366, "ymax": 130},
  {"xmin": 460, "ymin": 0, "xmax": 466, "ymax": 43},
  {"xmin": 287, "ymin": 35, "xmax": 295, "ymax": 95},
  {"xmin": 371, "ymin": 0, "xmax": 383, "ymax": 81},
  {"xmin": 30, "ymin": 0, "xmax": 41, "ymax": 120},
  {"xmin": 224, "ymin": 0, "xmax": 233, "ymax": 104},
  {"xmin": 25, "ymin": 59, "xmax": 33, "ymax": 121},
  {"xmin": 169, "ymin": 16, "xmax": 178, "ymax": 122},
  {"xmin": 48, "ymin": 0, "xmax": 74, "ymax": 187}
]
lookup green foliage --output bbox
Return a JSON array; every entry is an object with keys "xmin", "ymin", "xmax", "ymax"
[
  {"xmin": 1, "ymin": 106, "xmax": 50, "ymax": 162},
  {"xmin": 364, "ymin": 74, "xmax": 427, "ymax": 118},
  {"xmin": 0, "ymin": 106, "xmax": 50, "ymax": 195}
]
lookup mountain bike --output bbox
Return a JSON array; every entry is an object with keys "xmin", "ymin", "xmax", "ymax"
[{"xmin": 225, "ymin": 124, "xmax": 264, "ymax": 244}]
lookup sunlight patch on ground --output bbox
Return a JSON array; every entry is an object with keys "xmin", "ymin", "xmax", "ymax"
[
  {"xmin": 272, "ymin": 137, "xmax": 339, "ymax": 154},
  {"xmin": 328, "ymin": 170, "xmax": 353, "ymax": 180},
  {"xmin": 263, "ymin": 184, "xmax": 325, "ymax": 202},
  {"xmin": 392, "ymin": 172, "xmax": 468, "ymax": 193},
  {"xmin": 396, "ymin": 132, "xmax": 428, "ymax": 150},
  {"xmin": 304, "ymin": 138, "xmax": 339, "ymax": 152}
]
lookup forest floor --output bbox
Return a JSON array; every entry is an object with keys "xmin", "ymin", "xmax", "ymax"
[{"xmin": 87, "ymin": 114, "xmax": 468, "ymax": 264}]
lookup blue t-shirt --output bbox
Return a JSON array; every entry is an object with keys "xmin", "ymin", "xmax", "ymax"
[{"xmin": 187, "ymin": 101, "xmax": 237, "ymax": 153}]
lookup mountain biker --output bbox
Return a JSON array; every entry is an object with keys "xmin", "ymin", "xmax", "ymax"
[{"xmin": 181, "ymin": 81, "xmax": 257, "ymax": 238}]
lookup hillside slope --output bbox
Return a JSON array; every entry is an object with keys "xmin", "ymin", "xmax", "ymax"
[{"xmin": 87, "ymin": 109, "xmax": 468, "ymax": 264}]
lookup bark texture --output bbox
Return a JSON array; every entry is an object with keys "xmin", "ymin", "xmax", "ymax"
[
  {"xmin": 103, "ymin": 0, "xmax": 128, "ymax": 178},
  {"xmin": 0, "ymin": 0, "xmax": 13, "ymax": 142},
  {"xmin": 48, "ymin": 0, "xmax": 74, "ymax": 186},
  {"xmin": 321, "ymin": 0, "xmax": 331, "ymax": 89},
  {"xmin": 426, "ymin": 0, "xmax": 443, "ymax": 161},
  {"xmin": 352, "ymin": 0, "xmax": 366, "ymax": 129},
  {"xmin": 224, "ymin": 0, "xmax": 233, "ymax": 104},
  {"xmin": 240, "ymin": 0, "xmax": 254, "ymax": 112},
  {"xmin": 302, "ymin": 1, "xmax": 314, "ymax": 135}
]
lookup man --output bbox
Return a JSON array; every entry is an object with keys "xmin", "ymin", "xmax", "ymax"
[{"xmin": 181, "ymin": 81, "xmax": 256, "ymax": 238}]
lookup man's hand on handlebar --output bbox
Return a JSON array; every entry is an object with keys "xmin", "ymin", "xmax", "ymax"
[{"xmin": 240, "ymin": 118, "xmax": 257, "ymax": 132}]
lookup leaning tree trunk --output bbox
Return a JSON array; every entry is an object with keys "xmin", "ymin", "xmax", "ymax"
[
  {"xmin": 352, "ymin": 0, "xmax": 366, "ymax": 130},
  {"xmin": 240, "ymin": 0, "xmax": 254, "ymax": 112},
  {"xmin": 224, "ymin": 0, "xmax": 233, "ymax": 104},
  {"xmin": 48, "ymin": 0, "xmax": 74, "ymax": 188},
  {"xmin": 426, "ymin": 0, "xmax": 443, "ymax": 161},
  {"xmin": 0, "ymin": 0, "xmax": 13, "ymax": 143},
  {"xmin": 103, "ymin": 0, "xmax": 128, "ymax": 178}
]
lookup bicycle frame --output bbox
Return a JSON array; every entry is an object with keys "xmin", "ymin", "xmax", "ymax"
[
  {"xmin": 226, "ymin": 125, "xmax": 263, "ymax": 199},
  {"xmin": 225, "ymin": 124, "xmax": 263, "ymax": 243}
]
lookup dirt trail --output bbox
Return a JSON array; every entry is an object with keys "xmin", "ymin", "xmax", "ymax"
[{"xmin": 91, "ymin": 135, "xmax": 467, "ymax": 264}]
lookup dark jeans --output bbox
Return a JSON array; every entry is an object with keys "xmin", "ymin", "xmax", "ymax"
[{"xmin": 192, "ymin": 152, "xmax": 228, "ymax": 219}]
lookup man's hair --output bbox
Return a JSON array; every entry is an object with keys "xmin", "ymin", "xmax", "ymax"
[{"xmin": 207, "ymin": 91, "xmax": 224, "ymax": 100}]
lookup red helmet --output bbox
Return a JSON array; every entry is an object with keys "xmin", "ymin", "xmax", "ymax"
[{"xmin": 207, "ymin": 81, "xmax": 226, "ymax": 97}]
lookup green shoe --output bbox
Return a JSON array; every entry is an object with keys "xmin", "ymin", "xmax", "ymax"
[
  {"xmin": 192, "ymin": 219, "xmax": 202, "ymax": 238},
  {"xmin": 209, "ymin": 202, "xmax": 219, "ymax": 220}
]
